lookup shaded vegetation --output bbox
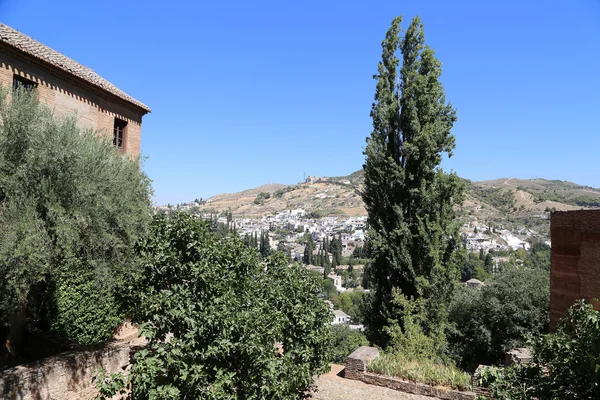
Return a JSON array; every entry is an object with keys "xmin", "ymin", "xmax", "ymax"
[
  {"xmin": 330, "ymin": 324, "xmax": 368, "ymax": 363},
  {"xmin": 479, "ymin": 301, "xmax": 600, "ymax": 399},
  {"xmin": 447, "ymin": 268, "xmax": 550, "ymax": 370}
]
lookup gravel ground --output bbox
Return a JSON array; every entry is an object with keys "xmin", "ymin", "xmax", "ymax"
[{"xmin": 309, "ymin": 365, "xmax": 438, "ymax": 400}]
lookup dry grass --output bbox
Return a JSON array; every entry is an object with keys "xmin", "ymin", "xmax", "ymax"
[{"xmin": 368, "ymin": 353, "xmax": 472, "ymax": 391}]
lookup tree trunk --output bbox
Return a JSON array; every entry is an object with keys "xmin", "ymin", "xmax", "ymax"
[{"xmin": 5, "ymin": 303, "xmax": 27, "ymax": 357}]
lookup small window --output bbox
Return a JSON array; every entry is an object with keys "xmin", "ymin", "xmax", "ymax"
[
  {"xmin": 13, "ymin": 74, "xmax": 38, "ymax": 92},
  {"xmin": 113, "ymin": 118, "xmax": 127, "ymax": 150}
]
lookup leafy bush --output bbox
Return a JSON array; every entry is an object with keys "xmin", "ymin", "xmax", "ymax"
[
  {"xmin": 254, "ymin": 191, "xmax": 271, "ymax": 204},
  {"xmin": 478, "ymin": 300, "xmax": 600, "ymax": 399},
  {"xmin": 330, "ymin": 324, "xmax": 368, "ymax": 363},
  {"xmin": 47, "ymin": 265, "xmax": 124, "ymax": 345},
  {"xmin": 448, "ymin": 268, "xmax": 549, "ymax": 369},
  {"xmin": 274, "ymin": 185, "xmax": 297, "ymax": 198},
  {"xmin": 381, "ymin": 289, "xmax": 450, "ymax": 361},
  {"xmin": 365, "ymin": 292, "xmax": 472, "ymax": 391},
  {"xmin": 331, "ymin": 290, "xmax": 365, "ymax": 323},
  {"xmin": 108, "ymin": 213, "xmax": 332, "ymax": 399}
]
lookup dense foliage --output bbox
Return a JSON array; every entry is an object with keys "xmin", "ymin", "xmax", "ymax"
[
  {"xmin": 46, "ymin": 265, "xmax": 124, "ymax": 345},
  {"xmin": 0, "ymin": 87, "xmax": 152, "ymax": 350},
  {"xmin": 366, "ymin": 289, "xmax": 470, "ymax": 391},
  {"xmin": 253, "ymin": 191, "xmax": 271, "ymax": 205},
  {"xmin": 447, "ymin": 268, "xmax": 550, "ymax": 370},
  {"xmin": 106, "ymin": 213, "xmax": 332, "ymax": 399},
  {"xmin": 479, "ymin": 301, "xmax": 600, "ymax": 399},
  {"xmin": 330, "ymin": 324, "xmax": 368, "ymax": 363},
  {"xmin": 457, "ymin": 248, "xmax": 492, "ymax": 282},
  {"xmin": 331, "ymin": 290, "xmax": 365, "ymax": 323},
  {"xmin": 361, "ymin": 15, "xmax": 464, "ymax": 346}
]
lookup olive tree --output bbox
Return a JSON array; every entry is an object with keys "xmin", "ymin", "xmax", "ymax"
[{"xmin": 0, "ymin": 87, "xmax": 153, "ymax": 351}]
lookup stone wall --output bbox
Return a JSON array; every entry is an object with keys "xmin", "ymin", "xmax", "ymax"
[
  {"xmin": 550, "ymin": 210, "xmax": 600, "ymax": 329},
  {"xmin": 0, "ymin": 337, "xmax": 139, "ymax": 400},
  {"xmin": 0, "ymin": 45, "xmax": 144, "ymax": 157}
]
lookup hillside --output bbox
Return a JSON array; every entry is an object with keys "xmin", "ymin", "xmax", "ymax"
[
  {"xmin": 193, "ymin": 171, "xmax": 599, "ymax": 233},
  {"xmin": 200, "ymin": 178, "xmax": 365, "ymax": 217},
  {"xmin": 476, "ymin": 178, "xmax": 600, "ymax": 208}
]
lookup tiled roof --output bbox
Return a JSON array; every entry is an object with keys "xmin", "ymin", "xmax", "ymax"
[{"xmin": 0, "ymin": 23, "xmax": 150, "ymax": 113}]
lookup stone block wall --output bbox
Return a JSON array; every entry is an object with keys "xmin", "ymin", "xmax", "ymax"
[
  {"xmin": 551, "ymin": 210, "xmax": 600, "ymax": 329},
  {"xmin": 0, "ymin": 339, "xmax": 137, "ymax": 399},
  {"xmin": 344, "ymin": 346, "xmax": 379, "ymax": 380}
]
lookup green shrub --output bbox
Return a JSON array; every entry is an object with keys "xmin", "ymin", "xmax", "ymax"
[
  {"xmin": 47, "ymin": 264, "xmax": 124, "ymax": 345},
  {"xmin": 330, "ymin": 324, "xmax": 368, "ymax": 363},
  {"xmin": 361, "ymin": 289, "xmax": 474, "ymax": 390},
  {"xmin": 254, "ymin": 191, "xmax": 271, "ymax": 204},
  {"xmin": 383, "ymin": 289, "xmax": 449, "ymax": 360},
  {"xmin": 477, "ymin": 300, "xmax": 600, "ymax": 399},
  {"xmin": 331, "ymin": 290, "xmax": 365, "ymax": 323},
  {"xmin": 447, "ymin": 268, "xmax": 549, "ymax": 369},
  {"xmin": 105, "ymin": 213, "xmax": 332, "ymax": 399}
]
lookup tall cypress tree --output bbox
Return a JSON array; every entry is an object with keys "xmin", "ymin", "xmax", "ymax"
[
  {"xmin": 331, "ymin": 235, "xmax": 342, "ymax": 266},
  {"xmin": 362, "ymin": 16, "xmax": 464, "ymax": 345},
  {"xmin": 259, "ymin": 230, "xmax": 271, "ymax": 259},
  {"xmin": 303, "ymin": 235, "xmax": 314, "ymax": 265}
]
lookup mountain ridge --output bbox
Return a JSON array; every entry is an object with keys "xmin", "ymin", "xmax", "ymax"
[{"xmin": 189, "ymin": 171, "xmax": 600, "ymax": 234}]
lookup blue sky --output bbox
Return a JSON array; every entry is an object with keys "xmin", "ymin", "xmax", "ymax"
[{"xmin": 1, "ymin": 0, "xmax": 599, "ymax": 205}]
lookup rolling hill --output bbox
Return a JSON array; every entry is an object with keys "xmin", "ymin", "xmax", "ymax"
[{"xmin": 192, "ymin": 171, "xmax": 599, "ymax": 234}]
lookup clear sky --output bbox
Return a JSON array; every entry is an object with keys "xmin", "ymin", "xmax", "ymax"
[{"xmin": 1, "ymin": 0, "xmax": 599, "ymax": 205}]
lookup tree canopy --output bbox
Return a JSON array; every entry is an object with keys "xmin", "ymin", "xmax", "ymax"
[
  {"xmin": 109, "ymin": 213, "xmax": 332, "ymax": 399},
  {"xmin": 0, "ymin": 87, "xmax": 153, "ymax": 351},
  {"xmin": 447, "ymin": 268, "xmax": 550, "ymax": 369}
]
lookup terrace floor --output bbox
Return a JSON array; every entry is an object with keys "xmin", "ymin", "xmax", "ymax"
[{"xmin": 310, "ymin": 364, "xmax": 438, "ymax": 400}]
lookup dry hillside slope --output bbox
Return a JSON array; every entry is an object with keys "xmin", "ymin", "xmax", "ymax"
[{"xmin": 195, "ymin": 172, "xmax": 599, "ymax": 223}]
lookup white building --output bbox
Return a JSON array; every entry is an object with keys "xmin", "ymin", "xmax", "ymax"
[
  {"xmin": 327, "ymin": 272, "xmax": 345, "ymax": 293},
  {"xmin": 332, "ymin": 309, "xmax": 350, "ymax": 325}
]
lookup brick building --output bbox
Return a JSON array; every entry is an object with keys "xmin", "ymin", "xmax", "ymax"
[
  {"xmin": 550, "ymin": 210, "xmax": 600, "ymax": 329},
  {"xmin": 0, "ymin": 23, "xmax": 150, "ymax": 157}
]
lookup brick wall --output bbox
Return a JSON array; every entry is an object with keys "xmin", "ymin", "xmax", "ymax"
[
  {"xmin": 550, "ymin": 210, "xmax": 600, "ymax": 329},
  {"xmin": 0, "ymin": 46, "xmax": 144, "ymax": 157}
]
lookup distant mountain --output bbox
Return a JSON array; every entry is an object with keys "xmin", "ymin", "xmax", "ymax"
[{"xmin": 193, "ymin": 171, "xmax": 599, "ymax": 233}]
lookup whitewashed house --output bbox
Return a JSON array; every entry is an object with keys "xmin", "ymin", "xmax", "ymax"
[{"xmin": 332, "ymin": 309, "xmax": 350, "ymax": 325}]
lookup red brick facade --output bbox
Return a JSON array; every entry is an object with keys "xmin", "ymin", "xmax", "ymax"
[
  {"xmin": 0, "ymin": 28, "xmax": 148, "ymax": 157},
  {"xmin": 550, "ymin": 210, "xmax": 600, "ymax": 329}
]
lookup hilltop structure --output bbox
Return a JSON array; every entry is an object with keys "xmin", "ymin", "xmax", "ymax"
[{"xmin": 0, "ymin": 23, "xmax": 150, "ymax": 157}]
